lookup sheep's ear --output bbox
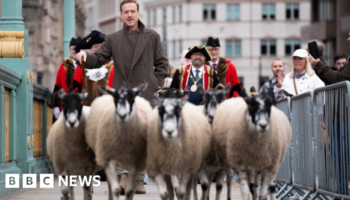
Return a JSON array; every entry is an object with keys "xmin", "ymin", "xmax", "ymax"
[
  {"xmin": 132, "ymin": 83, "xmax": 149, "ymax": 96},
  {"xmin": 240, "ymin": 88, "xmax": 248, "ymax": 99},
  {"xmin": 224, "ymin": 83, "xmax": 232, "ymax": 95},
  {"xmin": 267, "ymin": 89, "xmax": 276, "ymax": 105},
  {"xmin": 80, "ymin": 89, "xmax": 89, "ymax": 100},
  {"xmin": 153, "ymin": 93, "xmax": 161, "ymax": 106},
  {"xmin": 250, "ymin": 86, "xmax": 256, "ymax": 94},
  {"xmin": 58, "ymin": 89, "xmax": 66, "ymax": 99},
  {"xmin": 182, "ymin": 89, "xmax": 190, "ymax": 96},
  {"xmin": 106, "ymin": 86, "xmax": 116, "ymax": 95},
  {"xmin": 197, "ymin": 84, "xmax": 204, "ymax": 95}
]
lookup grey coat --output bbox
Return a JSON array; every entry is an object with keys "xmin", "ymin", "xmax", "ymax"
[{"xmin": 84, "ymin": 20, "xmax": 169, "ymax": 103}]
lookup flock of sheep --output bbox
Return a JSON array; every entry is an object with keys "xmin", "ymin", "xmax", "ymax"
[{"xmin": 47, "ymin": 83, "xmax": 292, "ymax": 200}]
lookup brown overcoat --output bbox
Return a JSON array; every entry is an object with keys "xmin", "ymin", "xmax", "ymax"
[{"xmin": 84, "ymin": 20, "xmax": 169, "ymax": 103}]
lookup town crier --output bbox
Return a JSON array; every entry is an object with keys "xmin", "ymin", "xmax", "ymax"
[{"xmin": 170, "ymin": 45, "xmax": 219, "ymax": 105}]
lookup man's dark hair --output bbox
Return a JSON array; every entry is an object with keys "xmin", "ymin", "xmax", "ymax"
[
  {"xmin": 333, "ymin": 53, "xmax": 347, "ymax": 63},
  {"xmin": 120, "ymin": 0, "xmax": 139, "ymax": 12}
]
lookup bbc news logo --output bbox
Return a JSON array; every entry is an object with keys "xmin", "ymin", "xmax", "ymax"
[{"xmin": 5, "ymin": 174, "xmax": 101, "ymax": 188}]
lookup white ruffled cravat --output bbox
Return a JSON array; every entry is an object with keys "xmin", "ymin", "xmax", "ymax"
[{"xmin": 85, "ymin": 66, "xmax": 108, "ymax": 81}]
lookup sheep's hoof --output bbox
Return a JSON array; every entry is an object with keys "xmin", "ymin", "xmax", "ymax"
[
  {"xmin": 113, "ymin": 188, "xmax": 121, "ymax": 197},
  {"xmin": 227, "ymin": 197, "xmax": 231, "ymax": 200},
  {"xmin": 61, "ymin": 195, "xmax": 70, "ymax": 200},
  {"xmin": 161, "ymin": 191, "xmax": 169, "ymax": 200}
]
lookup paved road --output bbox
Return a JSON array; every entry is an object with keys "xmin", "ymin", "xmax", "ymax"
[{"xmin": 1, "ymin": 179, "xmax": 251, "ymax": 200}]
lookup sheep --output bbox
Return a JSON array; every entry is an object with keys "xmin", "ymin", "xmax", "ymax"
[
  {"xmin": 85, "ymin": 84, "xmax": 152, "ymax": 200},
  {"xmin": 213, "ymin": 89, "xmax": 291, "ymax": 200},
  {"xmin": 194, "ymin": 83, "xmax": 234, "ymax": 200},
  {"xmin": 47, "ymin": 89, "xmax": 96, "ymax": 200},
  {"xmin": 146, "ymin": 93, "xmax": 212, "ymax": 200}
]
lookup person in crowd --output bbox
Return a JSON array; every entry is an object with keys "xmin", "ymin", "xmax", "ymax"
[
  {"xmin": 260, "ymin": 59, "xmax": 286, "ymax": 93},
  {"xmin": 50, "ymin": 37, "xmax": 82, "ymax": 121},
  {"xmin": 274, "ymin": 49, "xmax": 324, "ymax": 98},
  {"xmin": 331, "ymin": 53, "xmax": 347, "ymax": 71},
  {"xmin": 309, "ymin": 32, "xmax": 350, "ymax": 84},
  {"xmin": 205, "ymin": 37, "xmax": 241, "ymax": 97},
  {"xmin": 75, "ymin": 0, "xmax": 169, "ymax": 194},
  {"xmin": 170, "ymin": 45, "xmax": 219, "ymax": 105}
]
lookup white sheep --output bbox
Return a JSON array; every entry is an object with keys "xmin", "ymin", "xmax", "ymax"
[
  {"xmin": 47, "ymin": 89, "xmax": 96, "ymax": 200},
  {"xmin": 85, "ymin": 84, "xmax": 152, "ymax": 200},
  {"xmin": 213, "ymin": 90, "xmax": 291, "ymax": 200},
  {"xmin": 146, "ymin": 95, "xmax": 212, "ymax": 200}
]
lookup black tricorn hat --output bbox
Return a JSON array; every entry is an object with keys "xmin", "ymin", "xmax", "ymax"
[
  {"xmin": 69, "ymin": 37, "xmax": 82, "ymax": 47},
  {"xmin": 74, "ymin": 30, "xmax": 106, "ymax": 53},
  {"xmin": 206, "ymin": 37, "xmax": 221, "ymax": 47},
  {"xmin": 185, "ymin": 45, "xmax": 212, "ymax": 61}
]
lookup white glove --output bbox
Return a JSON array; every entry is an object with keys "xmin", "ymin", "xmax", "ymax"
[{"xmin": 53, "ymin": 107, "xmax": 60, "ymax": 119}]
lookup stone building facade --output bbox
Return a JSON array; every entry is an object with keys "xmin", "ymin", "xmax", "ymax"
[{"xmin": 22, "ymin": 0, "xmax": 86, "ymax": 89}]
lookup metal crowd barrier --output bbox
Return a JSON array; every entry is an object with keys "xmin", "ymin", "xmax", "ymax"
[
  {"xmin": 274, "ymin": 81, "xmax": 350, "ymax": 200},
  {"xmin": 276, "ymin": 98, "xmax": 293, "ymax": 192},
  {"xmin": 311, "ymin": 81, "xmax": 350, "ymax": 200}
]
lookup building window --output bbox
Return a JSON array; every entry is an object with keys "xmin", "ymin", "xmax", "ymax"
[
  {"xmin": 201, "ymin": 40, "xmax": 207, "ymax": 47},
  {"xmin": 163, "ymin": 42, "xmax": 168, "ymax": 57},
  {"xmin": 203, "ymin": 4, "xmax": 216, "ymax": 21},
  {"xmin": 172, "ymin": 6, "xmax": 176, "ymax": 23},
  {"xmin": 262, "ymin": 3, "xmax": 275, "ymax": 20},
  {"xmin": 153, "ymin": 9, "xmax": 157, "ymax": 26},
  {"xmin": 226, "ymin": 40, "xmax": 241, "ymax": 56},
  {"xmin": 179, "ymin": 40, "xmax": 183, "ymax": 55},
  {"xmin": 285, "ymin": 39, "xmax": 300, "ymax": 55},
  {"xmin": 173, "ymin": 41, "xmax": 176, "ymax": 59},
  {"xmin": 286, "ymin": 3, "xmax": 299, "ymax": 20},
  {"xmin": 179, "ymin": 5, "xmax": 182, "ymax": 22},
  {"xmin": 227, "ymin": 4, "xmax": 240, "ymax": 20},
  {"xmin": 261, "ymin": 39, "xmax": 276, "ymax": 56}
]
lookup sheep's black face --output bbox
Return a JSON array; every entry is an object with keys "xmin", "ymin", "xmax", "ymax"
[
  {"xmin": 58, "ymin": 89, "xmax": 87, "ymax": 129},
  {"xmin": 106, "ymin": 84, "xmax": 147, "ymax": 123},
  {"xmin": 158, "ymin": 98, "xmax": 184, "ymax": 140},
  {"xmin": 200, "ymin": 84, "xmax": 231, "ymax": 124},
  {"xmin": 241, "ymin": 89, "xmax": 275, "ymax": 133}
]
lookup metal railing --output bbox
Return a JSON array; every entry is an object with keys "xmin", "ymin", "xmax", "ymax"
[{"xmin": 275, "ymin": 81, "xmax": 350, "ymax": 200}]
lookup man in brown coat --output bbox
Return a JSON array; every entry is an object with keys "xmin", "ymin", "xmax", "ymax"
[
  {"xmin": 76, "ymin": 0, "xmax": 168, "ymax": 103},
  {"xmin": 76, "ymin": 0, "xmax": 168, "ymax": 195}
]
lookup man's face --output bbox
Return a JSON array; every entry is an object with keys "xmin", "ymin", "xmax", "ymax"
[
  {"xmin": 191, "ymin": 52, "xmax": 205, "ymax": 67},
  {"xmin": 271, "ymin": 60, "xmax": 285, "ymax": 77},
  {"xmin": 207, "ymin": 46, "xmax": 220, "ymax": 62},
  {"xmin": 91, "ymin": 43, "xmax": 102, "ymax": 54},
  {"xmin": 121, "ymin": 3, "xmax": 140, "ymax": 29},
  {"xmin": 334, "ymin": 58, "xmax": 347, "ymax": 70},
  {"xmin": 69, "ymin": 45, "xmax": 77, "ymax": 59},
  {"xmin": 347, "ymin": 32, "xmax": 350, "ymax": 50}
]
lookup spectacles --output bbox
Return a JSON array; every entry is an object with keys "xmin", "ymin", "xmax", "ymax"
[{"xmin": 207, "ymin": 48, "xmax": 220, "ymax": 52}]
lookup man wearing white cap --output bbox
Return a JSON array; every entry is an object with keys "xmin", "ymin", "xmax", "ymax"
[{"xmin": 274, "ymin": 49, "xmax": 324, "ymax": 98}]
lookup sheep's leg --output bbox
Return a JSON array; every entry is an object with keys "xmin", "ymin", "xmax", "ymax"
[
  {"xmin": 107, "ymin": 179, "xmax": 113, "ymax": 200},
  {"xmin": 253, "ymin": 171, "xmax": 261, "ymax": 200},
  {"xmin": 105, "ymin": 160, "xmax": 120, "ymax": 200},
  {"xmin": 154, "ymin": 174, "xmax": 169, "ymax": 200},
  {"xmin": 165, "ymin": 175, "xmax": 175, "ymax": 200},
  {"xmin": 268, "ymin": 171, "xmax": 278, "ymax": 200},
  {"xmin": 185, "ymin": 174, "xmax": 195, "ymax": 200},
  {"xmin": 215, "ymin": 169, "xmax": 226, "ymax": 200},
  {"xmin": 125, "ymin": 168, "xmax": 137, "ymax": 200},
  {"xmin": 60, "ymin": 172, "xmax": 70, "ymax": 200},
  {"xmin": 225, "ymin": 168, "xmax": 233, "ymax": 200},
  {"xmin": 197, "ymin": 170, "xmax": 209, "ymax": 200},
  {"xmin": 259, "ymin": 171, "xmax": 273, "ymax": 200},
  {"xmin": 237, "ymin": 168, "xmax": 250, "ymax": 200},
  {"xmin": 177, "ymin": 173, "xmax": 191, "ymax": 200},
  {"xmin": 69, "ymin": 185, "xmax": 75, "ymax": 200},
  {"xmin": 206, "ymin": 170, "xmax": 215, "ymax": 200},
  {"xmin": 83, "ymin": 183, "xmax": 92, "ymax": 200}
]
